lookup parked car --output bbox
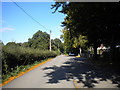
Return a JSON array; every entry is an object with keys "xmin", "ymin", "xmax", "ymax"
[{"xmin": 69, "ymin": 52, "xmax": 76, "ymax": 56}]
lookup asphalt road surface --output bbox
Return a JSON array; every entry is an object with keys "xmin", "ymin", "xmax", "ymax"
[
  {"xmin": 3, "ymin": 55, "xmax": 120, "ymax": 88},
  {"xmin": 3, "ymin": 55, "xmax": 76, "ymax": 88}
]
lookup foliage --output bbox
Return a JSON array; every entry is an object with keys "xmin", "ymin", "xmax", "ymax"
[
  {"xmin": 1, "ymin": 29, "xmax": 63, "ymax": 83},
  {"xmin": 52, "ymin": 2, "xmax": 120, "ymax": 59},
  {"xmin": 73, "ymin": 35, "xmax": 88, "ymax": 51},
  {"xmin": 21, "ymin": 42, "xmax": 29, "ymax": 48},
  {"xmin": 2, "ymin": 30, "xmax": 63, "ymax": 78},
  {"xmin": 60, "ymin": 29, "xmax": 73, "ymax": 53},
  {"xmin": 2, "ymin": 58, "xmax": 53, "ymax": 83},
  {"xmin": 2, "ymin": 45, "xmax": 58, "ymax": 74},
  {"xmin": 61, "ymin": 29, "xmax": 88, "ymax": 54},
  {"xmin": 52, "ymin": 38, "xmax": 64, "ymax": 53},
  {"xmin": 23, "ymin": 30, "xmax": 64, "ymax": 53},
  {"xmin": 28, "ymin": 30, "xmax": 50, "ymax": 50},
  {"xmin": 0, "ymin": 40, "xmax": 4, "ymax": 46},
  {"xmin": 1, "ymin": 30, "xmax": 61, "ymax": 76}
]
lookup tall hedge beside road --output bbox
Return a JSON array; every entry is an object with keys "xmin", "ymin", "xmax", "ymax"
[{"xmin": 2, "ymin": 46, "xmax": 58, "ymax": 75}]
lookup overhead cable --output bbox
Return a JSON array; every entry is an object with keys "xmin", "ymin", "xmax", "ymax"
[{"xmin": 10, "ymin": 0, "xmax": 49, "ymax": 31}]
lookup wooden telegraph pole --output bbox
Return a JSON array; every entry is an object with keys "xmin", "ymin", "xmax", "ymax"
[{"xmin": 50, "ymin": 30, "xmax": 51, "ymax": 51}]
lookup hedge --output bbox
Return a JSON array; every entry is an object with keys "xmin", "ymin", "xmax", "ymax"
[{"xmin": 2, "ymin": 46, "xmax": 58, "ymax": 74}]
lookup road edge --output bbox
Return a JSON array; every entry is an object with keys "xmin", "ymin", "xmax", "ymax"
[{"xmin": 1, "ymin": 57, "xmax": 55, "ymax": 87}]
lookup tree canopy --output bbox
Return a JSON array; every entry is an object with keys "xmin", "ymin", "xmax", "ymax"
[
  {"xmin": 52, "ymin": 38, "xmax": 64, "ymax": 53},
  {"xmin": 3, "ymin": 30, "xmax": 63, "ymax": 53},
  {"xmin": 52, "ymin": 2, "xmax": 120, "ymax": 58},
  {"xmin": 28, "ymin": 30, "xmax": 50, "ymax": 50}
]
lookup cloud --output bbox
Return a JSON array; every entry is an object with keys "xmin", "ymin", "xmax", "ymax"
[{"xmin": 0, "ymin": 27, "xmax": 15, "ymax": 32}]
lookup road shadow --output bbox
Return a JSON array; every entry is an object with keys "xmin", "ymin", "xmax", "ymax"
[{"xmin": 42, "ymin": 56, "xmax": 120, "ymax": 88}]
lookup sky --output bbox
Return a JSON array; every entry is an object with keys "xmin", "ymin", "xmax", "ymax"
[{"xmin": 1, "ymin": 2, "xmax": 65, "ymax": 44}]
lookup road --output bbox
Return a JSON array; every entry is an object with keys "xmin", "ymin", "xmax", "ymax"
[
  {"xmin": 3, "ymin": 55, "xmax": 75, "ymax": 88},
  {"xmin": 3, "ymin": 55, "xmax": 120, "ymax": 88}
]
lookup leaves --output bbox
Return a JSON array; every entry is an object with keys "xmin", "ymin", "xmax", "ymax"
[
  {"xmin": 73, "ymin": 35, "xmax": 88, "ymax": 49},
  {"xmin": 52, "ymin": 2, "xmax": 120, "ymax": 58},
  {"xmin": 28, "ymin": 30, "xmax": 50, "ymax": 50}
]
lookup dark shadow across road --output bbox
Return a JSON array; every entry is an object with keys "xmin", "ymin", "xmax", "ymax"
[{"xmin": 42, "ymin": 56, "xmax": 120, "ymax": 88}]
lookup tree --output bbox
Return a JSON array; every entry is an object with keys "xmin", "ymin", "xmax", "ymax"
[
  {"xmin": 61, "ymin": 29, "xmax": 88, "ymax": 55},
  {"xmin": 53, "ymin": 38, "xmax": 64, "ymax": 53},
  {"xmin": 16, "ymin": 43, "xmax": 22, "ymax": 46},
  {"xmin": 52, "ymin": 2, "xmax": 120, "ymax": 59},
  {"xmin": 51, "ymin": 39, "xmax": 57, "ymax": 51},
  {"xmin": 6, "ymin": 42, "xmax": 17, "ymax": 48},
  {"xmin": 60, "ymin": 29, "xmax": 73, "ymax": 54},
  {"xmin": 28, "ymin": 30, "xmax": 50, "ymax": 50},
  {"xmin": 73, "ymin": 35, "xmax": 88, "ymax": 55},
  {"xmin": 0, "ymin": 40, "xmax": 4, "ymax": 47},
  {"xmin": 22, "ymin": 42, "xmax": 29, "ymax": 48}
]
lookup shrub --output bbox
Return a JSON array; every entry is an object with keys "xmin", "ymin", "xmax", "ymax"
[{"xmin": 2, "ymin": 46, "xmax": 58, "ymax": 75}]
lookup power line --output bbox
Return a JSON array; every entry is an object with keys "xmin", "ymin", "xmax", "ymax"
[
  {"xmin": 10, "ymin": 0, "xmax": 49, "ymax": 31},
  {"xmin": 10, "ymin": 0, "xmax": 52, "ymax": 51}
]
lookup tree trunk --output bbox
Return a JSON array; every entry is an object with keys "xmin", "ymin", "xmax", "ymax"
[
  {"xmin": 110, "ymin": 44, "xmax": 116, "ymax": 64},
  {"xmin": 93, "ymin": 43, "xmax": 97, "ymax": 59},
  {"xmin": 79, "ymin": 48, "xmax": 82, "ymax": 56}
]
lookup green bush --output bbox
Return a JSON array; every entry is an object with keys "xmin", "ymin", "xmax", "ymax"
[{"xmin": 2, "ymin": 46, "xmax": 58, "ymax": 75}]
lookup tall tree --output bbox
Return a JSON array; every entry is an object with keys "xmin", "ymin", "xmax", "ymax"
[
  {"xmin": 53, "ymin": 38, "xmax": 64, "ymax": 53},
  {"xmin": 28, "ymin": 30, "xmax": 50, "ymax": 50},
  {"xmin": 73, "ymin": 35, "xmax": 88, "ymax": 55},
  {"xmin": 60, "ymin": 29, "xmax": 73, "ymax": 53},
  {"xmin": 52, "ymin": 2, "xmax": 120, "ymax": 59}
]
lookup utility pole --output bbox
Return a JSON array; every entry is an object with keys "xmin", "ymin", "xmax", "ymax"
[
  {"xmin": 50, "ymin": 30, "xmax": 51, "ymax": 51},
  {"xmin": 58, "ymin": 43, "xmax": 59, "ymax": 52}
]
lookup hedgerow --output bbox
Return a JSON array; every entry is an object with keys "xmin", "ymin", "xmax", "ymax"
[{"xmin": 2, "ymin": 46, "xmax": 58, "ymax": 75}]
